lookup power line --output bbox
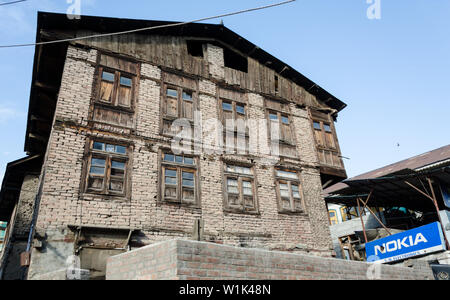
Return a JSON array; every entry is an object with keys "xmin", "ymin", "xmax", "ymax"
[
  {"xmin": 0, "ymin": 0, "xmax": 27, "ymax": 6},
  {"xmin": 0, "ymin": 0, "xmax": 296, "ymax": 48}
]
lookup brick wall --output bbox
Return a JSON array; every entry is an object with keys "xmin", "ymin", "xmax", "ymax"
[
  {"xmin": 106, "ymin": 239, "xmax": 434, "ymax": 280},
  {"xmin": 27, "ymin": 42, "xmax": 337, "ymax": 278}
]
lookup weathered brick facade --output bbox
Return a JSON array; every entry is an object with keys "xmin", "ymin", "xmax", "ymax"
[
  {"xmin": 0, "ymin": 13, "xmax": 351, "ymax": 280},
  {"xmin": 24, "ymin": 41, "xmax": 342, "ymax": 279}
]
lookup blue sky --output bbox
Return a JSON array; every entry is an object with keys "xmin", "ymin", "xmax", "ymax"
[{"xmin": 0, "ymin": 0, "xmax": 449, "ymax": 183}]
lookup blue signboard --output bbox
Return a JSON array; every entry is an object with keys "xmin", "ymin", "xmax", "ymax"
[{"xmin": 366, "ymin": 222, "xmax": 447, "ymax": 263}]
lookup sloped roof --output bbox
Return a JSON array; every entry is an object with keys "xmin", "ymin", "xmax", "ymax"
[{"xmin": 325, "ymin": 144, "xmax": 450, "ymax": 196}]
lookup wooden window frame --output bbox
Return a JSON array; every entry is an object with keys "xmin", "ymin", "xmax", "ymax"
[
  {"xmin": 218, "ymin": 97, "xmax": 249, "ymax": 154},
  {"xmin": 329, "ymin": 209, "xmax": 338, "ymax": 225},
  {"xmin": 83, "ymin": 139, "xmax": 131, "ymax": 198},
  {"xmin": 96, "ymin": 65, "xmax": 137, "ymax": 112},
  {"xmin": 161, "ymin": 83, "xmax": 198, "ymax": 139},
  {"xmin": 159, "ymin": 151, "xmax": 200, "ymax": 207},
  {"xmin": 222, "ymin": 163, "xmax": 258, "ymax": 214},
  {"xmin": 274, "ymin": 168, "xmax": 306, "ymax": 214},
  {"xmin": 266, "ymin": 110, "xmax": 294, "ymax": 145},
  {"xmin": 311, "ymin": 112, "xmax": 344, "ymax": 168},
  {"xmin": 162, "ymin": 84, "xmax": 197, "ymax": 121}
]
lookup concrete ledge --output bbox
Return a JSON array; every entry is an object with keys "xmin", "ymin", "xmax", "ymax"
[{"xmin": 106, "ymin": 239, "xmax": 434, "ymax": 280}]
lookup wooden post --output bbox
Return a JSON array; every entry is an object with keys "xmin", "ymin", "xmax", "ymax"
[
  {"xmin": 426, "ymin": 177, "xmax": 450, "ymax": 249},
  {"xmin": 357, "ymin": 198, "xmax": 368, "ymax": 244},
  {"xmin": 360, "ymin": 192, "xmax": 392, "ymax": 235}
]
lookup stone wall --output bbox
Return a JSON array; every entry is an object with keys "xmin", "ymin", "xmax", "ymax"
[{"xmin": 106, "ymin": 239, "xmax": 434, "ymax": 280}]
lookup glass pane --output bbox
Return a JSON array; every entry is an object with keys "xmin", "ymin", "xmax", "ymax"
[
  {"xmin": 242, "ymin": 181, "xmax": 252, "ymax": 188},
  {"xmin": 164, "ymin": 154, "xmax": 175, "ymax": 162},
  {"xmin": 175, "ymin": 156, "xmax": 183, "ymax": 163},
  {"xmin": 243, "ymin": 181, "xmax": 252, "ymax": 196},
  {"xmin": 227, "ymin": 179, "xmax": 238, "ymax": 194},
  {"xmin": 236, "ymin": 105, "xmax": 245, "ymax": 115},
  {"xmin": 109, "ymin": 180, "xmax": 123, "ymax": 192},
  {"xmin": 184, "ymin": 157, "xmax": 194, "ymax": 165},
  {"xmin": 182, "ymin": 179, "xmax": 195, "ymax": 187},
  {"xmin": 182, "ymin": 91, "xmax": 193, "ymax": 101},
  {"xmin": 102, "ymin": 71, "xmax": 115, "ymax": 82},
  {"xmin": 243, "ymin": 188, "xmax": 253, "ymax": 196},
  {"xmin": 280, "ymin": 183, "xmax": 289, "ymax": 198},
  {"xmin": 90, "ymin": 166, "xmax": 105, "ymax": 175},
  {"xmin": 281, "ymin": 116, "xmax": 289, "ymax": 124},
  {"xmin": 165, "ymin": 169, "xmax": 177, "ymax": 178},
  {"xmin": 324, "ymin": 124, "xmax": 332, "ymax": 132},
  {"xmin": 269, "ymin": 113, "xmax": 278, "ymax": 121},
  {"xmin": 115, "ymin": 145, "xmax": 126, "ymax": 154},
  {"xmin": 222, "ymin": 102, "xmax": 232, "ymax": 111},
  {"xmin": 120, "ymin": 76, "xmax": 132, "ymax": 87},
  {"xmin": 182, "ymin": 172, "xmax": 194, "ymax": 180},
  {"xmin": 313, "ymin": 121, "xmax": 321, "ymax": 130},
  {"xmin": 242, "ymin": 167, "xmax": 252, "ymax": 175},
  {"xmin": 106, "ymin": 144, "xmax": 115, "ymax": 153},
  {"xmin": 226, "ymin": 165, "xmax": 235, "ymax": 172},
  {"xmin": 91, "ymin": 158, "xmax": 106, "ymax": 167},
  {"xmin": 112, "ymin": 161, "xmax": 125, "ymax": 169},
  {"xmin": 276, "ymin": 170, "xmax": 298, "ymax": 179},
  {"xmin": 88, "ymin": 177, "xmax": 103, "ymax": 189},
  {"xmin": 165, "ymin": 177, "xmax": 177, "ymax": 185},
  {"xmin": 166, "ymin": 88, "xmax": 178, "ymax": 98},
  {"xmin": 93, "ymin": 142, "xmax": 105, "ymax": 151},
  {"xmin": 182, "ymin": 188, "xmax": 195, "ymax": 201}
]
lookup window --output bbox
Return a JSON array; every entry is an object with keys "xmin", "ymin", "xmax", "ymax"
[
  {"xmin": 329, "ymin": 210, "xmax": 338, "ymax": 225},
  {"xmin": 223, "ymin": 47, "xmax": 248, "ymax": 73},
  {"xmin": 162, "ymin": 84, "xmax": 197, "ymax": 137},
  {"xmin": 85, "ymin": 141, "xmax": 129, "ymax": 196},
  {"xmin": 186, "ymin": 40, "xmax": 204, "ymax": 58},
  {"xmin": 267, "ymin": 110, "xmax": 297, "ymax": 158},
  {"xmin": 312, "ymin": 118, "xmax": 343, "ymax": 168},
  {"xmin": 161, "ymin": 152, "xmax": 198, "ymax": 205},
  {"xmin": 268, "ymin": 111, "xmax": 293, "ymax": 143},
  {"xmin": 98, "ymin": 67, "xmax": 135, "ymax": 109},
  {"xmin": 275, "ymin": 169, "xmax": 304, "ymax": 213},
  {"xmin": 223, "ymin": 164, "xmax": 257, "ymax": 213},
  {"xmin": 163, "ymin": 87, "xmax": 195, "ymax": 120},
  {"xmin": 312, "ymin": 120, "xmax": 336, "ymax": 149},
  {"xmin": 220, "ymin": 99, "xmax": 249, "ymax": 154},
  {"xmin": 220, "ymin": 99, "xmax": 247, "ymax": 129}
]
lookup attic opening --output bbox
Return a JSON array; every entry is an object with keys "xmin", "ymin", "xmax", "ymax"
[
  {"xmin": 224, "ymin": 47, "xmax": 248, "ymax": 73},
  {"xmin": 186, "ymin": 40, "xmax": 204, "ymax": 58}
]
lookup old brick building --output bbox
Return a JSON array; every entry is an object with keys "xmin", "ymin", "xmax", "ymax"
[{"xmin": 0, "ymin": 12, "xmax": 347, "ymax": 280}]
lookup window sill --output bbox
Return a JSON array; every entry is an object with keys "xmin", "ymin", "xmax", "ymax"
[
  {"xmin": 158, "ymin": 200, "xmax": 201, "ymax": 210},
  {"xmin": 278, "ymin": 210, "xmax": 308, "ymax": 216},
  {"xmin": 93, "ymin": 101, "xmax": 134, "ymax": 114},
  {"xmin": 80, "ymin": 192, "xmax": 129, "ymax": 202},
  {"xmin": 223, "ymin": 208, "xmax": 260, "ymax": 216}
]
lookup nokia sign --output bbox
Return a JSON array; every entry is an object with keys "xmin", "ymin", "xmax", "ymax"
[{"xmin": 366, "ymin": 222, "xmax": 447, "ymax": 263}]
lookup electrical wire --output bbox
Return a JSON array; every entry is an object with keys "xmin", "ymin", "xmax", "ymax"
[
  {"xmin": 0, "ymin": 0, "xmax": 296, "ymax": 48},
  {"xmin": 0, "ymin": 0, "xmax": 27, "ymax": 6}
]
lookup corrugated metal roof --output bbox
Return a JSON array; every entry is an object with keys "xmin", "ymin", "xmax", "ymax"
[{"xmin": 325, "ymin": 144, "xmax": 450, "ymax": 195}]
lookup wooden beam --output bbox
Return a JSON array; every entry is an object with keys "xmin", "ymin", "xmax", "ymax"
[
  {"xmin": 427, "ymin": 177, "xmax": 450, "ymax": 249},
  {"xmin": 359, "ymin": 189, "xmax": 391, "ymax": 235},
  {"xmin": 404, "ymin": 180, "xmax": 435, "ymax": 203},
  {"xmin": 34, "ymin": 81, "xmax": 58, "ymax": 93},
  {"xmin": 357, "ymin": 198, "xmax": 368, "ymax": 244}
]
